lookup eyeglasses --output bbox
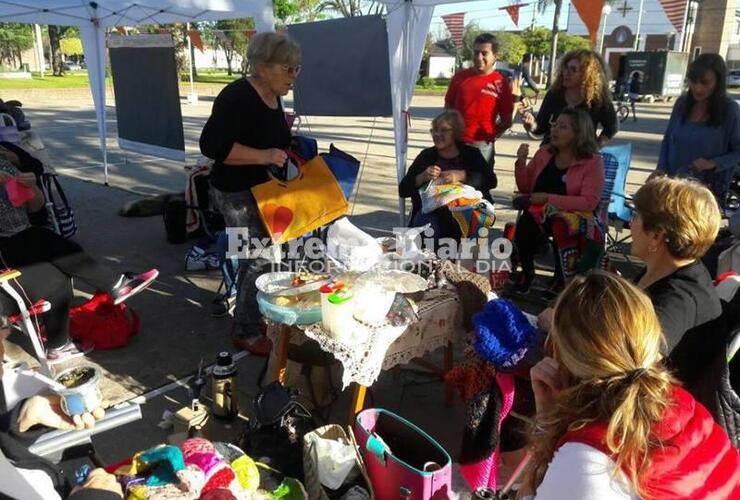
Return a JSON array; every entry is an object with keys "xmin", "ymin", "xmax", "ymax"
[
  {"xmin": 430, "ymin": 127, "xmax": 454, "ymax": 135},
  {"xmin": 277, "ymin": 64, "xmax": 302, "ymax": 76}
]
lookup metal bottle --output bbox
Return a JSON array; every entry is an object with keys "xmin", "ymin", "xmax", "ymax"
[{"xmin": 211, "ymin": 351, "xmax": 238, "ymax": 418}]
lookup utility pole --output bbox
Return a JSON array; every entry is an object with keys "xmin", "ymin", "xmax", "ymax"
[
  {"xmin": 547, "ymin": 0, "xmax": 563, "ymax": 86},
  {"xmin": 33, "ymin": 24, "xmax": 44, "ymax": 77},
  {"xmin": 633, "ymin": 0, "xmax": 645, "ymax": 51}
]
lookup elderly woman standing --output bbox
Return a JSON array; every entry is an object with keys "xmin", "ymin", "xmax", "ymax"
[{"xmin": 200, "ymin": 32, "xmax": 301, "ymax": 356}]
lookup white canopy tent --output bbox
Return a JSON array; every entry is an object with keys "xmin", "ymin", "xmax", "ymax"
[
  {"xmin": 0, "ymin": 1, "xmax": 275, "ymax": 183},
  {"xmin": 379, "ymin": 0, "xmax": 472, "ymax": 222}
]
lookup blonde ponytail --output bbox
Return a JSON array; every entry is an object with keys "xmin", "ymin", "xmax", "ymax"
[{"xmin": 521, "ymin": 272, "xmax": 676, "ymax": 497}]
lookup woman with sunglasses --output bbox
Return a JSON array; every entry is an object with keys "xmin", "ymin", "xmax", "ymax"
[
  {"xmin": 653, "ymin": 54, "xmax": 740, "ymax": 202},
  {"xmin": 200, "ymin": 32, "xmax": 301, "ymax": 356},
  {"xmin": 523, "ymin": 49, "xmax": 617, "ymax": 146},
  {"xmin": 399, "ymin": 110, "xmax": 497, "ymax": 242}
]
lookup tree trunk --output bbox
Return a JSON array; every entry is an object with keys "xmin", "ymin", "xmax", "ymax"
[
  {"xmin": 547, "ymin": 0, "xmax": 563, "ymax": 87},
  {"xmin": 225, "ymin": 49, "xmax": 233, "ymax": 76},
  {"xmin": 48, "ymin": 25, "xmax": 64, "ymax": 76}
]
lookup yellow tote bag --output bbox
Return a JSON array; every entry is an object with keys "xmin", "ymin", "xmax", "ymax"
[{"xmin": 251, "ymin": 156, "xmax": 349, "ymax": 244}]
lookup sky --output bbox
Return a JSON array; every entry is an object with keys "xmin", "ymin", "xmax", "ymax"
[{"xmin": 430, "ymin": 0, "xmax": 570, "ymax": 38}]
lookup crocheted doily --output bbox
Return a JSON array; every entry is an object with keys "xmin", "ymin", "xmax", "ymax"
[{"xmin": 266, "ymin": 288, "xmax": 462, "ymax": 388}]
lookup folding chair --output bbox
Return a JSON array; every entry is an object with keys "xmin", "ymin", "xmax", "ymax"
[{"xmin": 600, "ymin": 143, "xmax": 633, "ymax": 264}]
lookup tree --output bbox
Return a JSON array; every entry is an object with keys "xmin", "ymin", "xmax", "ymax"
[
  {"xmin": 460, "ymin": 21, "xmax": 481, "ymax": 64},
  {"xmin": 274, "ymin": 0, "xmax": 325, "ymax": 24},
  {"xmin": 558, "ymin": 33, "xmax": 591, "ymax": 54},
  {"xmin": 48, "ymin": 25, "xmax": 71, "ymax": 76},
  {"xmin": 0, "ymin": 23, "xmax": 34, "ymax": 69},
  {"xmin": 495, "ymin": 32, "xmax": 527, "ymax": 66},
  {"xmin": 215, "ymin": 18, "xmax": 253, "ymax": 76},
  {"xmin": 60, "ymin": 38, "xmax": 83, "ymax": 56},
  {"xmin": 521, "ymin": 27, "xmax": 551, "ymax": 57},
  {"xmin": 318, "ymin": 1, "xmax": 384, "ymax": 17}
]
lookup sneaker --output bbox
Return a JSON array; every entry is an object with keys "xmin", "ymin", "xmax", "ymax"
[
  {"xmin": 110, "ymin": 269, "xmax": 159, "ymax": 305},
  {"xmin": 232, "ymin": 335, "xmax": 273, "ymax": 357},
  {"xmin": 46, "ymin": 340, "xmax": 93, "ymax": 365}
]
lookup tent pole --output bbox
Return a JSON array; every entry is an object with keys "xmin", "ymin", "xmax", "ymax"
[
  {"xmin": 187, "ymin": 22, "xmax": 198, "ymax": 104},
  {"xmin": 34, "ymin": 24, "xmax": 44, "ymax": 77}
]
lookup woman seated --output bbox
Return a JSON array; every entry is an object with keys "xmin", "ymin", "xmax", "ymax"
[
  {"xmin": 398, "ymin": 110, "xmax": 496, "ymax": 244},
  {"xmin": 510, "ymin": 107, "xmax": 605, "ymax": 296},
  {"xmin": 0, "ymin": 157, "xmax": 158, "ymax": 363},
  {"xmin": 522, "ymin": 271, "xmax": 738, "ymax": 499},
  {"xmin": 630, "ymin": 176, "xmax": 722, "ymax": 351}
]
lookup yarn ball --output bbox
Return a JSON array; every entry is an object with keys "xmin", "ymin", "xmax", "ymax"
[{"xmin": 472, "ymin": 299, "xmax": 538, "ymax": 369}]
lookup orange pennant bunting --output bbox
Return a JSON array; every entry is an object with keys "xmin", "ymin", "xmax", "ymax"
[
  {"xmin": 571, "ymin": 0, "xmax": 606, "ymax": 45},
  {"xmin": 187, "ymin": 30, "xmax": 204, "ymax": 52},
  {"xmin": 499, "ymin": 3, "xmax": 529, "ymax": 27}
]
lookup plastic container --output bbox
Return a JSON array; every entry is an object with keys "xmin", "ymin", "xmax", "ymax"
[
  {"xmin": 319, "ymin": 281, "xmax": 344, "ymax": 323},
  {"xmin": 256, "ymin": 291, "xmax": 321, "ymax": 325},
  {"xmin": 352, "ymin": 284, "xmax": 395, "ymax": 324},
  {"xmin": 54, "ymin": 365, "xmax": 102, "ymax": 416},
  {"xmin": 322, "ymin": 288, "xmax": 354, "ymax": 341}
]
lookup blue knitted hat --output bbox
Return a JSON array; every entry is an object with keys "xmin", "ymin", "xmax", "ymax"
[{"xmin": 472, "ymin": 299, "xmax": 538, "ymax": 369}]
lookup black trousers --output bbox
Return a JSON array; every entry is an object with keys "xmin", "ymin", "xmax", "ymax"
[
  {"xmin": 0, "ymin": 227, "xmax": 119, "ymax": 348},
  {"xmin": 514, "ymin": 211, "xmax": 564, "ymax": 282}
]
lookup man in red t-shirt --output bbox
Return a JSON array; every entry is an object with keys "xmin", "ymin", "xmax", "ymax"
[{"xmin": 444, "ymin": 33, "xmax": 513, "ymax": 169}]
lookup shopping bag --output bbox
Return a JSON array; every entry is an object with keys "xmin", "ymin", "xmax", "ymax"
[
  {"xmin": 251, "ymin": 155, "xmax": 348, "ymax": 244},
  {"xmin": 322, "ymin": 144, "xmax": 360, "ymax": 200},
  {"xmin": 354, "ymin": 408, "xmax": 452, "ymax": 500}
]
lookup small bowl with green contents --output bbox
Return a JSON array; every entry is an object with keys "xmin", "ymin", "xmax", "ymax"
[{"xmin": 54, "ymin": 365, "xmax": 102, "ymax": 416}]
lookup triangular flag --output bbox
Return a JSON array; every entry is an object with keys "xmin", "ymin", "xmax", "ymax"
[
  {"xmin": 658, "ymin": 0, "xmax": 689, "ymax": 32},
  {"xmin": 499, "ymin": 4, "xmax": 529, "ymax": 27},
  {"xmin": 442, "ymin": 12, "xmax": 465, "ymax": 49},
  {"xmin": 188, "ymin": 30, "xmax": 204, "ymax": 52},
  {"xmin": 571, "ymin": 0, "xmax": 605, "ymax": 45}
]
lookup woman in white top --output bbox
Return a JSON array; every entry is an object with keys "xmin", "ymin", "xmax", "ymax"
[{"xmin": 520, "ymin": 271, "xmax": 739, "ymax": 499}]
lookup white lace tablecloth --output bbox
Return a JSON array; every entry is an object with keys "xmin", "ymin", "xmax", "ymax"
[{"xmin": 266, "ymin": 287, "xmax": 462, "ymax": 388}]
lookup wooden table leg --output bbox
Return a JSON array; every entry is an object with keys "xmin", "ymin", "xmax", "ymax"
[
  {"xmin": 349, "ymin": 384, "xmax": 367, "ymax": 426},
  {"xmin": 273, "ymin": 324, "xmax": 290, "ymax": 384},
  {"xmin": 444, "ymin": 341, "xmax": 454, "ymax": 408}
]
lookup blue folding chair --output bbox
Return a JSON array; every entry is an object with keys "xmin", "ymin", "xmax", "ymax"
[{"xmin": 600, "ymin": 143, "xmax": 633, "ymax": 263}]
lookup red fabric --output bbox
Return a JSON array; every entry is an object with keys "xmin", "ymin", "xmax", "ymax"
[
  {"xmin": 69, "ymin": 292, "xmax": 140, "ymax": 349},
  {"xmin": 515, "ymin": 146, "xmax": 604, "ymax": 212},
  {"xmin": 559, "ymin": 386, "xmax": 740, "ymax": 499},
  {"xmin": 444, "ymin": 68, "xmax": 513, "ymax": 143}
]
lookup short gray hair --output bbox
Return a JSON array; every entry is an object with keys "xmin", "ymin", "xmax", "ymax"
[{"xmin": 247, "ymin": 32, "xmax": 301, "ymax": 74}]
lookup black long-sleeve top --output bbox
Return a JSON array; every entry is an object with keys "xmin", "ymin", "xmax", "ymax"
[
  {"xmin": 534, "ymin": 90, "xmax": 618, "ymax": 144},
  {"xmin": 399, "ymin": 144, "xmax": 497, "ymax": 238},
  {"xmin": 199, "ymin": 78, "xmax": 291, "ymax": 193}
]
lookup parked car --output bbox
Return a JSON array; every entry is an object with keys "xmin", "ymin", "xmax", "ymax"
[
  {"xmin": 728, "ymin": 70, "xmax": 740, "ymax": 88},
  {"xmin": 62, "ymin": 62, "xmax": 82, "ymax": 71}
]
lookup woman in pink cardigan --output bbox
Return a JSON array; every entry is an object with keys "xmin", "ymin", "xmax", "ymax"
[{"xmin": 510, "ymin": 107, "xmax": 605, "ymax": 297}]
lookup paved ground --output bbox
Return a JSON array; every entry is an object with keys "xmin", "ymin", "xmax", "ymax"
[{"xmin": 2, "ymin": 87, "xmax": 669, "ymax": 463}]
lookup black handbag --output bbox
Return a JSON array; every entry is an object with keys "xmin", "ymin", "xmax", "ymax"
[{"xmin": 240, "ymin": 382, "xmax": 314, "ymax": 480}]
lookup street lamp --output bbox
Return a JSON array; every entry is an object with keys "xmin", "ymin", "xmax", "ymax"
[{"xmin": 598, "ymin": 5, "xmax": 613, "ymax": 55}]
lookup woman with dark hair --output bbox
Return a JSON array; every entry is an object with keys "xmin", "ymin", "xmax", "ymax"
[
  {"xmin": 523, "ymin": 49, "xmax": 618, "ymax": 145},
  {"xmin": 510, "ymin": 108, "xmax": 605, "ymax": 296},
  {"xmin": 654, "ymin": 53, "xmax": 740, "ymax": 202}
]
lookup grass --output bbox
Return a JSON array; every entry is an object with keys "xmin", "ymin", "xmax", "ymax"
[{"xmin": 0, "ymin": 72, "xmax": 99, "ymax": 89}]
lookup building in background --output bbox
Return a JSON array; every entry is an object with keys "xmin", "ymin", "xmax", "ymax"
[
  {"xmin": 427, "ymin": 41, "xmax": 456, "ymax": 79},
  {"xmin": 566, "ymin": 0, "xmax": 736, "ymax": 76}
]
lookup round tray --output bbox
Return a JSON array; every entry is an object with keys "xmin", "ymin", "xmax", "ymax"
[
  {"xmin": 256, "ymin": 291, "xmax": 321, "ymax": 326},
  {"xmin": 255, "ymin": 271, "xmax": 330, "ymax": 297}
]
